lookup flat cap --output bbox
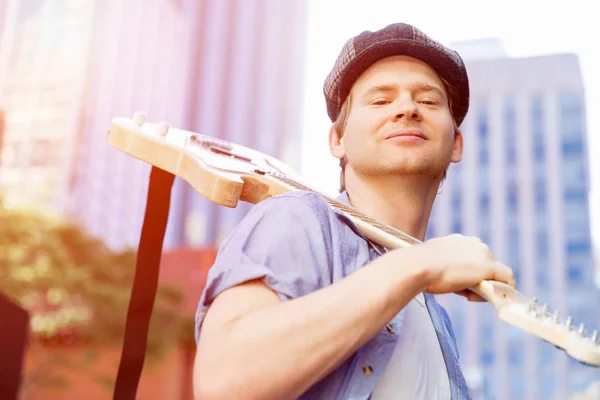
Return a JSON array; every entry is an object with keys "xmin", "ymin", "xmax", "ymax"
[{"xmin": 324, "ymin": 23, "xmax": 470, "ymax": 126}]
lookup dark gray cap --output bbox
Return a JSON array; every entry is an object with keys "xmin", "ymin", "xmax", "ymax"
[{"xmin": 324, "ymin": 23, "xmax": 470, "ymax": 126}]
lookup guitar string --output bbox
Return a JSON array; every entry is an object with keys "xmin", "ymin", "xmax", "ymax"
[{"xmin": 266, "ymin": 171, "xmax": 422, "ymax": 246}]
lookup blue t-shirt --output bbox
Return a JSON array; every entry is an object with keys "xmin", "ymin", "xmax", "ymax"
[{"xmin": 195, "ymin": 190, "xmax": 470, "ymax": 399}]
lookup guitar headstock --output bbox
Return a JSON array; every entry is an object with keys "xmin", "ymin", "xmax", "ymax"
[
  {"xmin": 473, "ymin": 280, "xmax": 600, "ymax": 366},
  {"xmin": 107, "ymin": 113, "xmax": 302, "ymax": 207},
  {"xmin": 499, "ymin": 298, "xmax": 600, "ymax": 366}
]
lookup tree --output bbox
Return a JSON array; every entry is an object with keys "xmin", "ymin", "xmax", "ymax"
[{"xmin": 0, "ymin": 197, "xmax": 192, "ymax": 397}]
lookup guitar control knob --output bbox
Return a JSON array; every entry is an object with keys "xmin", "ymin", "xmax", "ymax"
[
  {"xmin": 132, "ymin": 112, "xmax": 146, "ymax": 126},
  {"xmin": 157, "ymin": 122, "xmax": 170, "ymax": 136}
]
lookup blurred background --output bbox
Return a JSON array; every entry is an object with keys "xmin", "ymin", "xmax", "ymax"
[{"xmin": 0, "ymin": 0, "xmax": 598, "ymax": 399}]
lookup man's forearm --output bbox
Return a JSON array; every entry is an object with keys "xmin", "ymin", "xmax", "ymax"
[{"xmin": 194, "ymin": 250, "xmax": 432, "ymax": 400}]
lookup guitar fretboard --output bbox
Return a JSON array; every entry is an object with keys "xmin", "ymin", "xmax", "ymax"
[{"xmin": 267, "ymin": 172, "xmax": 422, "ymax": 246}]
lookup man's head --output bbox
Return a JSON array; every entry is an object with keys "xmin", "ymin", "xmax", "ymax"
[{"xmin": 323, "ymin": 23, "xmax": 469, "ymax": 192}]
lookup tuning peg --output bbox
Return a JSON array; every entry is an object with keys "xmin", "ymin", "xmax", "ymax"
[
  {"xmin": 541, "ymin": 304, "xmax": 548, "ymax": 314},
  {"xmin": 591, "ymin": 330, "xmax": 598, "ymax": 343},
  {"xmin": 552, "ymin": 311, "xmax": 560, "ymax": 323},
  {"xmin": 132, "ymin": 112, "xmax": 146, "ymax": 126},
  {"xmin": 566, "ymin": 316, "xmax": 572, "ymax": 329},
  {"xmin": 577, "ymin": 323, "xmax": 585, "ymax": 336},
  {"xmin": 528, "ymin": 298, "xmax": 538, "ymax": 313}
]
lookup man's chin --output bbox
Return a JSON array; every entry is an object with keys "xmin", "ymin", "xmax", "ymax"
[{"xmin": 364, "ymin": 166, "xmax": 447, "ymax": 180}]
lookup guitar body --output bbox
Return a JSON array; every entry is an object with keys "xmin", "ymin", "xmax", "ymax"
[
  {"xmin": 108, "ymin": 117, "xmax": 294, "ymax": 208},
  {"xmin": 108, "ymin": 113, "xmax": 600, "ymax": 367}
]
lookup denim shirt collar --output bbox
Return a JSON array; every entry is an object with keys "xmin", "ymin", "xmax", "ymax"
[{"xmin": 335, "ymin": 191, "xmax": 387, "ymax": 256}]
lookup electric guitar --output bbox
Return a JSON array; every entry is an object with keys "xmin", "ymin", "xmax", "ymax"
[{"xmin": 107, "ymin": 113, "xmax": 600, "ymax": 367}]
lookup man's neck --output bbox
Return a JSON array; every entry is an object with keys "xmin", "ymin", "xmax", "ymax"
[{"xmin": 344, "ymin": 171, "xmax": 441, "ymax": 241}]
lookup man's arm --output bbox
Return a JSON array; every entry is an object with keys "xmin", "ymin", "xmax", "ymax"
[
  {"xmin": 193, "ymin": 235, "xmax": 515, "ymax": 400},
  {"xmin": 194, "ymin": 249, "xmax": 427, "ymax": 400}
]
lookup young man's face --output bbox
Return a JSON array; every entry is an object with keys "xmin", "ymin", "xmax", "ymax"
[{"xmin": 330, "ymin": 55, "xmax": 463, "ymax": 181}]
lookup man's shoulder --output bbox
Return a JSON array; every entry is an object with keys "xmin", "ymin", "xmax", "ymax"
[
  {"xmin": 229, "ymin": 190, "xmax": 349, "ymax": 244},
  {"xmin": 253, "ymin": 190, "xmax": 334, "ymax": 217}
]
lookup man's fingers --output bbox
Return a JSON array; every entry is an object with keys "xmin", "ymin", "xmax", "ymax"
[
  {"xmin": 485, "ymin": 260, "xmax": 516, "ymax": 288},
  {"xmin": 455, "ymin": 289, "xmax": 487, "ymax": 302}
]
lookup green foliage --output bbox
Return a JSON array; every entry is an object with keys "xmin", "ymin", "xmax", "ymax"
[{"xmin": 0, "ymin": 200, "xmax": 193, "ymax": 395}]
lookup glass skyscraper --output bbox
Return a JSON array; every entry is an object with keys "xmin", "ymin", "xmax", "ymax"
[
  {"xmin": 428, "ymin": 50, "xmax": 599, "ymax": 399},
  {"xmin": 0, "ymin": 0, "xmax": 309, "ymax": 251}
]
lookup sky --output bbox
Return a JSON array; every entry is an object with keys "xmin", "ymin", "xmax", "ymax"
[{"xmin": 300, "ymin": 0, "xmax": 600, "ymax": 251}]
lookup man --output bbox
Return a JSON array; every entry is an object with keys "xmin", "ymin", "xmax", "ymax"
[{"xmin": 193, "ymin": 23, "xmax": 515, "ymax": 400}]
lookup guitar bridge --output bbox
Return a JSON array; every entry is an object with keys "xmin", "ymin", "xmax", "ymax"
[
  {"xmin": 188, "ymin": 134, "xmax": 252, "ymax": 162},
  {"xmin": 189, "ymin": 133, "xmax": 233, "ymax": 151},
  {"xmin": 208, "ymin": 145, "xmax": 252, "ymax": 163}
]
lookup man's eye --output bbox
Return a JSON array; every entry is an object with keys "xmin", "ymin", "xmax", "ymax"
[
  {"xmin": 372, "ymin": 100, "xmax": 390, "ymax": 106},
  {"xmin": 420, "ymin": 99, "xmax": 439, "ymax": 106}
]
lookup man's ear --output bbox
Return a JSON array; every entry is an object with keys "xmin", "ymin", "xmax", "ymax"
[
  {"xmin": 450, "ymin": 128, "xmax": 464, "ymax": 163},
  {"xmin": 329, "ymin": 125, "xmax": 346, "ymax": 160}
]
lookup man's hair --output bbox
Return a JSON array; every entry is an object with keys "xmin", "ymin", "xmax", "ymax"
[{"xmin": 335, "ymin": 77, "xmax": 459, "ymax": 193}]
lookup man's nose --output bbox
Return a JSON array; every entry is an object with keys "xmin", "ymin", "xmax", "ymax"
[{"xmin": 392, "ymin": 99, "xmax": 421, "ymax": 121}]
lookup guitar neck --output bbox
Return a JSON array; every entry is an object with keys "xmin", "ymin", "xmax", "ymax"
[{"xmin": 263, "ymin": 171, "xmax": 525, "ymax": 311}]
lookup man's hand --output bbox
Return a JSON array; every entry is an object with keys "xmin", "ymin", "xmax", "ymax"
[{"xmin": 390, "ymin": 234, "xmax": 516, "ymax": 302}]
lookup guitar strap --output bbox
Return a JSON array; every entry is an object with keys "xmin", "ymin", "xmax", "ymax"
[{"xmin": 113, "ymin": 166, "xmax": 175, "ymax": 400}]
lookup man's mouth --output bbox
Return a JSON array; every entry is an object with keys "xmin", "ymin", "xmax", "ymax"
[{"xmin": 385, "ymin": 129, "xmax": 427, "ymax": 143}]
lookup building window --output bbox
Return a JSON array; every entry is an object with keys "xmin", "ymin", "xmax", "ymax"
[
  {"xmin": 536, "ymin": 229, "xmax": 549, "ymax": 287},
  {"xmin": 507, "ymin": 185, "xmax": 517, "ymax": 211},
  {"xmin": 537, "ymin": 231, "xmax": 549, "ymax": 255},
  {"xmin": 567, "ymin": 240, "xmax": 590, "ymax": 254},
  {"xmin": 481, "ymin": 349, "xmax": 494, "ymax": 366},
  {"xmin": 480, "ymin": 193, "xmax": 490, "ymax": 214},
  {"xmin": 562, "ymin": 141, "xmax": 583, "ymax": 155},
  {"xmin": 478, "ymin": 103, "xmax": 489, "ymax": 167},
  {"xmin": 509, "ymin": 344, "xmax": 523, "ymax": 364},
  {"xmin": 563, "ymin": 162, "xmax": 587, "ymax": 187},
  {"xmin": 452, "ymin": 309, "xmax": 464, "ymax": 345},
  {"xmin": 451, "ymin": 192, "xmax": 462, "ymax": 210},
  {"xmin": 564, "ymin": 210, "xmax": 588, "ymax": 232},
  {"xmin": 567, "ymin": 264, "xmax": 583, "ymax": 282},
  {"xmin": 480, "ymin": 232, "xmax": 490, "ymax": 246},
  {"xmin": 452, "ymin": 220, "xmax": 463, "ymax": 233},
  {"xmin": 532, "ymin": 95, "xmax": 545, "ymax": 160},
  {"xmin": 534, "ymin": 139, "xmax": 544, "ymax": 160},
  {"xmin": 564, "ymin": 188, "xmax": 586, "ymax": 204},
  {"xmin": 534, "ymin": 178, "xmax": 546, "ymax": 209},
  {"xmin": 479, "ymin": 148, "xmax": 489, "ymax": 166},
  {"xmin": 532, "ymin": 95, "xmax": 543, "ymax": 130},
  {"xmin": 504, "ymin": 99, "xmax": 517, "ymax": 165},
  {"xmin": 478, "ymin": 165, "xmax": 490, "ymax": 193},
  {"xmin": 559, "ymin": 93, "xmax": 584, "ymax": 159},
  {"xmin": 425, "ymin": 223, "xmax": 436, "ymax": 240},
  {"xmin": 478, "ymin": 103, "xmax": 489, "ymax": 139}
]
